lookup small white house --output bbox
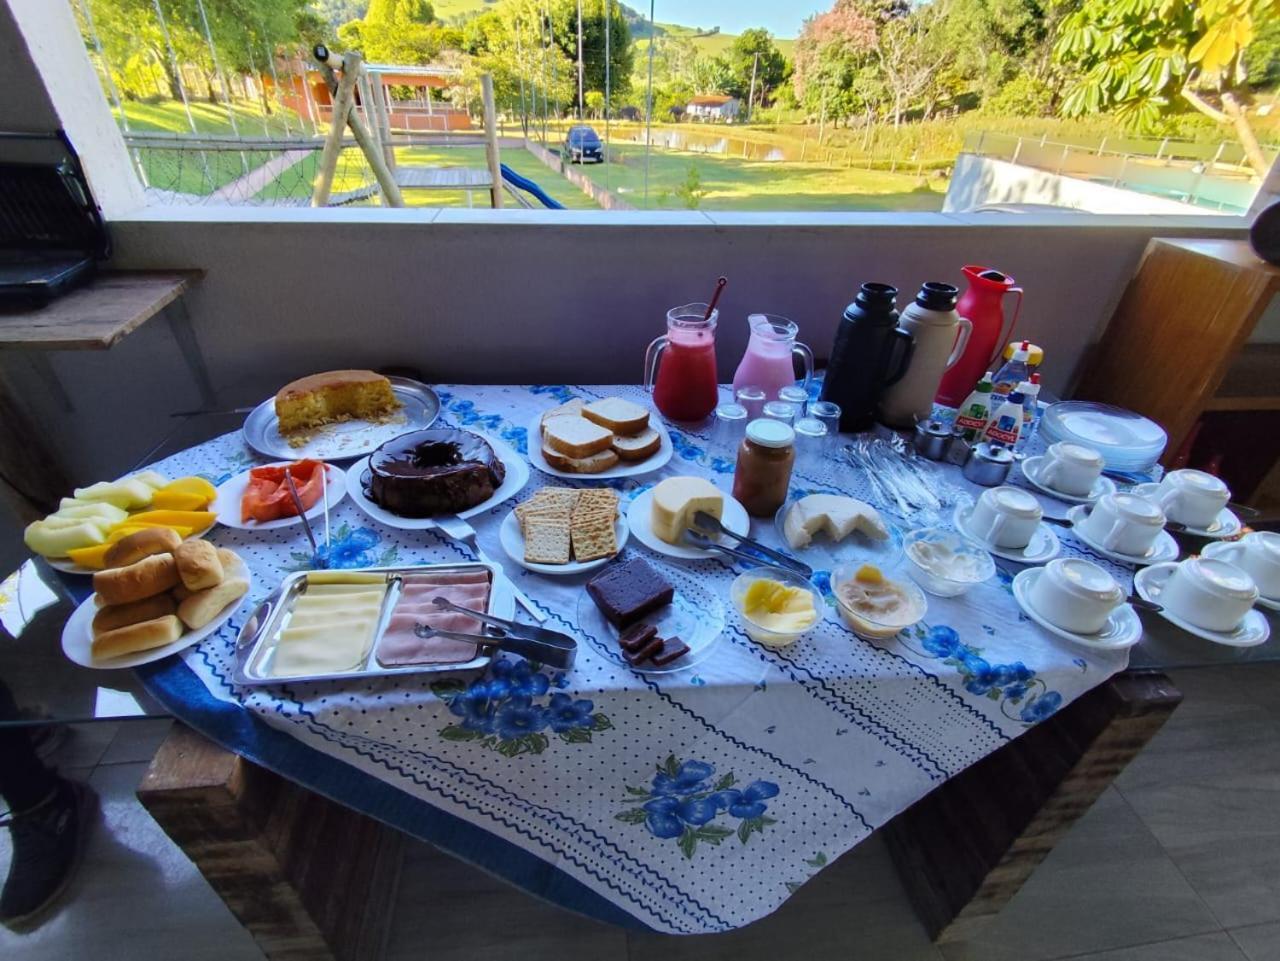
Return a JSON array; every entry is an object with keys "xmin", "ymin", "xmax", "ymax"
[{"xmin": 686, "ymin": 95, "xmax": 740, "ymax": 122}]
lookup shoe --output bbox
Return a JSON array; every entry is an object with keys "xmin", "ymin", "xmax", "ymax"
[{"xmin": 0, "ymin": 779, "xmax": 96, "ymax": 930}]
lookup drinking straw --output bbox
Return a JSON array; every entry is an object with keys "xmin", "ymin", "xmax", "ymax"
[{"xmin": 704, "ymin": 276, "xmax": 727, "ymax": 320}]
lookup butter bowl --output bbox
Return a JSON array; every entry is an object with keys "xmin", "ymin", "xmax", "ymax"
[{"xmin": 730, "ymin": 566, "xmax": 823, "ymax": 648}]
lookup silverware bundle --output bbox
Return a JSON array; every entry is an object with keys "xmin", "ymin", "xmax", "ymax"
[{"xmin": 845, "ymin": 435, "xmax": 960, "ymax": 524}]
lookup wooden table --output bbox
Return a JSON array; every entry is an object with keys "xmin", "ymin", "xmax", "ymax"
[
  {"xmin": 137, "ymin": 671, "xmax": 1181, "ymax": 960},
  {"xmin": 0, "ymin": 270, "xmax": 212, "ymax": 518}
]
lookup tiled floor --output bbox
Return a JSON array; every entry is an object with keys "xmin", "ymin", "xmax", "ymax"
[{"xmin": 2, "ymin": 664, "xmax": 1279, "ymax": 961}]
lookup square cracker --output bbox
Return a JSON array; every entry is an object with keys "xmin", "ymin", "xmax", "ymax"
[
  {"xmin": 572, "ymin": 516, "xmax": 618, "ymax": 562},
  {"xmin": 524, "ymin": 518, "xmax": 571, "ymax": 565}
]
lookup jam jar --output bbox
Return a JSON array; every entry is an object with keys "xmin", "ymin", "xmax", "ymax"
[{"xmin": 732, "ymin": 419, "xmax": 795, "ymax": 517}]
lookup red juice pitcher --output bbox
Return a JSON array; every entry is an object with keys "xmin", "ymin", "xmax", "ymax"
[
  {"xmin": 935, "ymin": 266, "xmax": 1023, "ymax": 408},
  {"xmin": 645, "ymin": 303, "xmax": 720, "ymax": 422}
]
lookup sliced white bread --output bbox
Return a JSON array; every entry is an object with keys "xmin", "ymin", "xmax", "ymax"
[
  {"xmin": 611, "ymin": 427, "xmax": 661, "ymax": 462},
  {"xmin": 582, "ymin": 397, "xmax": 650, "ymax": 436},
  {"xmin": 541, "ymin": 443, "xmax": 620, "ymax": 474},
  {"xmin": 540, "ymin": 398, "xmax": 585, "ymax": 428},
  {"xmin": 543, "ymin": 415, "xmax": 614, "ymax": 458}
]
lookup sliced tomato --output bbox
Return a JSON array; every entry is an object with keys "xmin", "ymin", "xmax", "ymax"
[{"xmin": 241, "ymin": 460, "xmax": 326, "ymax": 523}]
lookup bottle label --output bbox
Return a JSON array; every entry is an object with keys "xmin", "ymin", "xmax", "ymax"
[
  {"xmin": 955, "ymin": 405, "xmax": 988, "ymax": 439},
  {"xmin": 985, "ymin": 412, "xmax": 1020, "ymax": 445}
]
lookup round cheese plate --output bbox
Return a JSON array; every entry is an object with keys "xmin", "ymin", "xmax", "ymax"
[{"xmin": 626, "ymin": 486, "xmax": 750, "ymax": 560}]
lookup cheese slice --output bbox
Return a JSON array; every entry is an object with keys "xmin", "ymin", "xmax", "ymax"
[
  {"xmin": 650, "ymin": 476, "xmax": 724, "ymax": 545},
  {"xmin": 783, "ymin": 494, "xmax": 887, "ymax": 550}
]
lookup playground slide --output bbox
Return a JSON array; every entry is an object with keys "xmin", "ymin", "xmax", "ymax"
[{"xmin": 500, "ymin": 164, "xmax": 565, "ymax": 209}]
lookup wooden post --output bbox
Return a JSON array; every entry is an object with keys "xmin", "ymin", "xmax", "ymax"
[
  {"xmin": 883, "ymin": 672, "xmax": 1181, "ymax": 943},
  {"xmin": 312, "ymin": 49, "xmax": 404, "ymax": 208},
  {"xmin": 138, "ymin": 724, "xmax": 404, "ymax": 961},
  {"xmin": 311, "ymin": 54, "xmax": 358, "ymax": 207},
  {"xmin": 482, "ymin": 73, "xmax": 504, "ymax": 209}
]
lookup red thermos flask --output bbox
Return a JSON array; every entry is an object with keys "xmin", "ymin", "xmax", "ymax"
[{"xmin": 935, "ymin": 266, "xmax": 1023, "ymax": 408}]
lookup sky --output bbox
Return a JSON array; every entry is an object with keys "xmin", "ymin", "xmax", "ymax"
[{"xmin": 649, "ymin": 1, "xmax": 829, "ymax": 38}]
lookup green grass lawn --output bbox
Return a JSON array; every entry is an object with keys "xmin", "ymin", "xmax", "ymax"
[{"xmin": 572, "ymin": 142, "xmax": 945, "ymax": 211}]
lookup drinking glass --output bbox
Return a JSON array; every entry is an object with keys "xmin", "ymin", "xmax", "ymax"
[
  {"xmin": 778, "ymin": 385, "xmax": 809, "ymax": 415},
  {"xmin": 808, "ymin": 400, "xmax": 841, "ymax": 459},
  {"xmin": 762, "ymin": 400, "xmax": 798, "ymax": 426},
  {"xmin": 735, "ymin": 385, "xmax": 767, "ymax": 419},
  {"xmin": 794, "ymin": 417, "xmax": 828, "ymax": 474},
  {"xmin": 709, "ymin": 402, "xmax": 749, "ymax": 459}
]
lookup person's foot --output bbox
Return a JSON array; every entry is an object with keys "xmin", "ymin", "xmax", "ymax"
[{"xmin": 0, "ymin": 778, "xmax": 96, "ymax": 930}]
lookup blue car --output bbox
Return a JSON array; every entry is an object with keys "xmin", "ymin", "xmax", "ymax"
[{"xmin": 563, "ymin": 125, "xmax": 603, "ymax": 164}]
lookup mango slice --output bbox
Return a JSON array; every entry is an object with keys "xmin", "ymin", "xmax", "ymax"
[
  {"xmin": 150, "ymin": 490, "xmax": 209, "ymax": 511},
  {"xmin": 123, "ymin": 509, "xmax": 215, "ymax": 530},
  {"xmin": 159, "ymin": 476, "xmax": 217, "ymax": 504}
]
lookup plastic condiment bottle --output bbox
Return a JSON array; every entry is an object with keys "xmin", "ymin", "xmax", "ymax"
[
  {"xmin": 954, "ymin": 371, "xmax": 995, "ymax": 441},
  {"xmin": 732, "ymin": 419, "xmax": 795, "ymax": 517},
  {"xmin": 992, "ymin": 340, "xmax": 1032, "ymax": 396},
  {"xmin": 1015, "ymin": 375, "xmax": 1041, "ymax": 451},
  {"xmin": 878, "ymin": 282, "xmax": 973, "ymax": 428},
  {"xmin": 983, "ymin": 389, "xmax": 1025, "ymax": 447}
]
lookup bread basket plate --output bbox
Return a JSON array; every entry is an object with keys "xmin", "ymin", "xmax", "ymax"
[
  {"xmin": 45, "ymin": 519, "xmax": 217, "ymax": 576},
  {"xmin": 525, "ymin": 411, "xmax": 673, "ymax": 480},
  {"xmin": 345, "ymin": 433, "xmax": 529, "ymax": 531},
  {"xmin": 212, "ymin": 462, "xmax": 348, "ymax": 532},
  {"xmin": 61, "ymin": 567, "xmax": 254, "ymax": 669},
  {"xmin": 242, "ymin": 376, "xmax": 440, "ymax": 462},
  {"xmin": 498, "ymin": 508, "xmax": 629, "ymax": 575}
]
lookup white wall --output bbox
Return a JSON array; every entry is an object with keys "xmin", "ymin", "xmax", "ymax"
[{"xmin": 944, "ymin": 154, "xmax": 1212, "ymax": 215}]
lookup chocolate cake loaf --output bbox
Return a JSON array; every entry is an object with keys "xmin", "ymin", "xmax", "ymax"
[{"xmin": 365, "ymin": 429, "xmax": 505, "ymax": 517}]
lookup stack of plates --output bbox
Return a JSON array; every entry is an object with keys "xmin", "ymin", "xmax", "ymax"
[{"xmin": 1039, "ymin": 402, "xmax": 1166, "ymax": 472}]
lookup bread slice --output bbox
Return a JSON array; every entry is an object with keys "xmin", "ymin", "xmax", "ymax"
[
  {"xmin": 541, "ymin": 443, "xmax": 619, "ymax": 474},
  {"xmin": 611, "ymin": 427, "xmax": 661, "ymax": 462},
  {"xmin": 524, "ymin": 518, "xmax": 571, "ymax": 565},
  {"xmin": 540, "ymin": 398, "xmax": 585, "ymax": 427},
  {"xmin": 542, "ymin": 416, "xmax": 614, "ymax": 458},
  {"xmin": 583, "ymin": 397, "xmax": 650, "ymax": 436}
]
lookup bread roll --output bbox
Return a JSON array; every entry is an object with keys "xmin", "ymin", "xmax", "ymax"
[
  {"xmin": 93, "ymin": 553, "xmax": 180, "ymax": 606},
  {"xmin": 216, "ymin": 548, "xmax": 245, "ymax": 578},
  {"xmin": 174, "ymin": 539, "xmax": 223, "ymax": 592},
  {"xmin": 103, "ymin": 528, "xmax": 181, "ymax": 569},
  {"xmin": 92, "ymin": 594, "xmax": 177, "ymax": 637},
  {"xmin": 92, "ymin": 614, "xmax": 183, "ymax": 660},
  {"xmin": 178, "ymin": 577, "xmax": 248, "ymax": 630}
]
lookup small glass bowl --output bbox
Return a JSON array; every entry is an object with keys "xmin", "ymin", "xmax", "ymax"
[
  {"xmin": 902, "ymin": 528, "xmax": 996, "ymax": 597},
  {"xmin": 730, "ymin": 566, "xmax": 823, "ymax": 648},
  {"xmin": 831, "ymin": 562, "xmax": 927, "ymax": 639}
]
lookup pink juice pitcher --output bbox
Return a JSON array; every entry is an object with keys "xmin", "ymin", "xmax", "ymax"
[{"xmin": 731, "ymin": 314, "xmax": 815, "ymax": 401}]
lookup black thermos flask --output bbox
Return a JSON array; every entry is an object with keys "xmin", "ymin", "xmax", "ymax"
[{"xmin": 819, "ymin": 283, "xmax": 915, "ymax": 432}]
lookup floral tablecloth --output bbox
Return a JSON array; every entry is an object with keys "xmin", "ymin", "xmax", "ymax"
[{"xmin": 129, "ymin": 384, "xmax": 1127, "ymax": 935}]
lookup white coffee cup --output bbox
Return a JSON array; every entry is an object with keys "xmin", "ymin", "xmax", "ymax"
[
  {"xmin": 1220, "ymin": 531, "xmax": 1280, "ymax": 598},
  {"xmin": 967, "ymin": 486, "xmax": 1042, "ymax": 550},
  {"xmin": 1160, "ymin": 557, "xmax": 1258, "ymax": 632},
  {"xmin": 1080, "ymin": 492, "xmax": 1166, "ymax": 557},
  {"xmin": 1154, "ymin": 469, "xmax": 1230, "ymax": 529},
  {"xmin": 1029, "ymin": 558, "xmax": 1125, "ymax": 635},
  {"xmin": 1039, "ymin": 442, "xmax": 1104, "ymax": 497}
]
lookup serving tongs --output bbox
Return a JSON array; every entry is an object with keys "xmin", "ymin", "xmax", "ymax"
[
  {"xmin": 689, "ymin": 511, "xmax": 813, "ymax": 577},
  {"xmin": 420, "ymin": 596, "xmax": 577, "ymax": 669}
]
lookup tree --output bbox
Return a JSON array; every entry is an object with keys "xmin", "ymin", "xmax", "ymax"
[
  {"xmin": 877, "ymin": 8, "xmax": 942, "ymax": 126},
  {"xmin": 548, "ymin": 0, "xmax": 633, "ymax": 100},
  {"xmin": 725, "ymin": 28, "xmax": 787, "ymax": 108},
  {"xmin": 346, "ymin": 0, "xmax": 444, "ymax": 63},
  {"xmin": 793, "ymin": 0, "xmax": 879, "ymax": 112},
  {"xmin": 690, "ymin": 54, "xmax": 734, "ymax": 95},
  {"xmin": 1054, "ymin": 0, "xmax": 1280, "ymax": 176}
]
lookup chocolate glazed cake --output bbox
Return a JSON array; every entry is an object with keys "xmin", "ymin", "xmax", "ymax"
[{"xmin": 365, "ymin": 429, "xmax": 505, "ymax": 517}]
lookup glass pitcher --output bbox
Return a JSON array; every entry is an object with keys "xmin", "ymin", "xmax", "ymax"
[
  {"xmin": 731, "ymin": 314, "xmax": 815, "ymax": 401},
  {"xmin": 644, "ymin": 303, "xmax": 720, "ymax": 423}
]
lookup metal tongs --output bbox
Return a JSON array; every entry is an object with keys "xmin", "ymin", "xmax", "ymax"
[
  {"xmin": 414, "ymin": 596, "xmax": 577, "ymax": 669},
  {"xmin": 690, "ymin": 511, "xmax": 812, "ymax": 576}
]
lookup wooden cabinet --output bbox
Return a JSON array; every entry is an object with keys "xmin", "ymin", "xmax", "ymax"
[{"xmin": 1075, "ymin": 238, "xmax": 1280, "ymax": 508}]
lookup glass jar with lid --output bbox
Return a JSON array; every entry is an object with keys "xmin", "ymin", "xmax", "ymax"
[{"xmin": 732, "ymin": 419, "xmax": 796, "ymax": 517}]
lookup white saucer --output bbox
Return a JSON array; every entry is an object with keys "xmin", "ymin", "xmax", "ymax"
[
  {"xmin": 1202, "ymin": 541, "xmax": 1280, "ymax": 611},
  {"xmin": 1021, "ymin": 456, "xmax": 1116, "ymax": 504},
  {"xmin": 61, "ymin": 566, "xmax": 254, "ymax": 669},
  {"xmin": 1065, "ymin": 505, "xmax": 1180, "ymax": 567},
  {"xmin": 1134, "ymin": 563, "xmax": 1271, "ymax": 647},
  {"xmin": 498, "ymin": 508, "xmax": 629, "ymax": 576},
  {"xmin": 1012, "ymin": 568, "xmax": 1142, "ymax": 652},
  {"xmin": 526, "ymin": 410, "xmax": 673, "ymax": 480},
  {"xmin": 1130, "ymin": 483, "xmax": 1244, "ymax": 538},
  {"xmin": 626, "ymin": 486, "xmax": 751, "ymax": 560},
  {"xmin": 953, "ymin": 504, "xmax": 1061, "ymax": 564},
  {"xmin": 345, "ymin": 433, "xmax": 528, "ymax": 531},
  {"xmin": 213, "ymin": 462, "xmax": 347, "ymax": 531}
]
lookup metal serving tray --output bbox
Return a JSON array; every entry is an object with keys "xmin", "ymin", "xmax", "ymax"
[
  {"xmin": 232, "ymin": 561, "xmax": 511, "ymax": 687},
  {"xmin": 242, "ymin": 375, "xmax": 441, "ymax": 461}
]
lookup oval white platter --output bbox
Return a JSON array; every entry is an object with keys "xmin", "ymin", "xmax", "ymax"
[{"xmin": 526, "ymin": 411, "xmax": 673, "ymax": 480}]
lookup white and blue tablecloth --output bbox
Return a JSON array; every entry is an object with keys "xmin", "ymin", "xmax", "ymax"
[{"xmin": 136, "ymin": 384, "xmax": 1129, "ymax": 934}]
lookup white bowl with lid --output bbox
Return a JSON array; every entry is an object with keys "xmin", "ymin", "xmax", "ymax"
[
  {"xmin": 1161, "ymin": 557, "xmax": 1260, "ymax": 632},
  {"xmin": 1027, "ymin": 558, "xmax": 1125, "ymax": 635}
]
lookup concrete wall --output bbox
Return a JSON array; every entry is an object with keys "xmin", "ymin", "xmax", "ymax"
[{"xmin": 944, "ymin": 154, "xmax": 1213, "ymax": 215}]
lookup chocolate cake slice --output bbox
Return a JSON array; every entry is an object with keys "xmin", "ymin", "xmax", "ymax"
[
  {"xmin": 586, "ymin": 557, "xmax": 674, "ymax": 628},
  {"xmin": 365, "ymin": 429, "xmax": 505, "ymax": 517}
]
